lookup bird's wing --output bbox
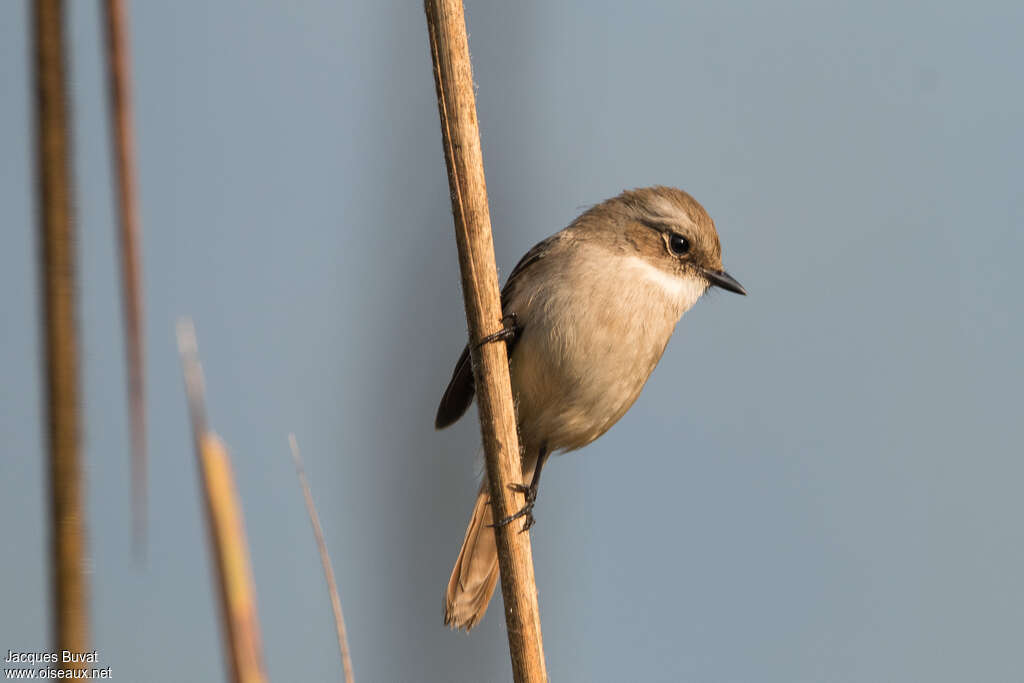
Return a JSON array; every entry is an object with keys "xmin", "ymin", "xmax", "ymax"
[{"xmin": 434, "ymin": 234, "xmax": 560, "ymax": 429}]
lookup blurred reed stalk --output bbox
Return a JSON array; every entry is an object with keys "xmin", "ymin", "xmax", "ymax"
[
  {"xmin": 423, "ymin": 1, "xmax": 548, "ymax": 680},
  {"xmin": 177, "ymin": 320, "xmax": 268, "ymax": 683},
  {"xmin": 101, "ymin": 0, "xmax": 148, "ymax": 557},
  {"xmin": 288, "ymin": 434, "xmax": 355, "ymax": 683},
  {"xmin": 34, "ymin": 0, "xmax": 90, "ymax": 667}
]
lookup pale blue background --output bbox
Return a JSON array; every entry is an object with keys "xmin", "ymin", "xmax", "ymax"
[{"xmin": 2, "ymin": 1, "xmax": 1022, "ymax": 682}]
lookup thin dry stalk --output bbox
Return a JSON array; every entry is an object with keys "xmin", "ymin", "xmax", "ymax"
[
  {"xmin": 288, "ymin": 434, "xmax": 355, "ymax": 683},
  {"xmin": 424, "ymin": 1, "xmax": 547, "ymax": 680},
  {"xmin": 102, "ymin": 0, "xmax": 147, "ymax": 557},
  {"xmin": 177, "ymin": 320, "xmax": 268, "ymax": 683},
  {"xmin": 34, "ymin": 0, "xmax": 90, "ymax": 666}
]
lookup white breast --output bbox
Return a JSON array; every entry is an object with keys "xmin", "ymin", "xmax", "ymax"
[{"xmin": 507, "ymin": 246, "xmax": 706, "ymax": 453}]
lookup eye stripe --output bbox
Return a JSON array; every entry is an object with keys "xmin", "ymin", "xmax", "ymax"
[
  {"xmin": 639, "ymin": 218, "xmax": 692, "ymax": 256},
  {"xmin": 639, "ymin": 218, "xmax": 674, "ymax": 233}
]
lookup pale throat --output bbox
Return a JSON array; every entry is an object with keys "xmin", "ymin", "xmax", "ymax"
[{"xmin": 622, "ymin": 255, "xmax": 707, "ymax": 315}]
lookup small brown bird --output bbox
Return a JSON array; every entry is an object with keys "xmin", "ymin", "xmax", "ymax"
[{"xmin": 436, "ymin": 186, "xmax": 745, "ymax": 630}]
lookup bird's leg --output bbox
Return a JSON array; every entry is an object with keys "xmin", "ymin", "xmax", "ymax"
[
  {"xmin": 490, "ymin": 445, "xmax": 549, "ymax": 533},
  {"xmin": 474, "ymin": 313, "xmax": 520, "ymax": 349}
]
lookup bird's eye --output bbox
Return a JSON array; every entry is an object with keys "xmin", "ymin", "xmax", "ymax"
[{"xmin": 669, "ymin": 233, "xmax": 690, "ymax": 255}]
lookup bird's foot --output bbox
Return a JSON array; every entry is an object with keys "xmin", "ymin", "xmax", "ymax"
[
  {"xmin": 475, "ymin": 313, "xmax": 520, "ymax": 349},
  {"xmin": 489, "ymin": 482, "xmax": 537, "ymax": 533}
]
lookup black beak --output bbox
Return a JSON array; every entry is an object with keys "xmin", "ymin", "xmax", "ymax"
[{"xmin": 703, "ymin": 268, "xmax": 746, "ymax": 295}]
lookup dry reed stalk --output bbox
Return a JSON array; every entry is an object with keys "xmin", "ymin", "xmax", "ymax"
[
  {"xmin": 34, "ymin": 0, "xmax": 90, "ymax": 667},
  {"xmin": 102, "ymin": 0, "xmax": 148, "ymax": 557},
  {"xmin": 177, "ymin": 320, "xmax": 268, "ymax": 683},
  {"xmin": 424, "ymin": 1, "xmax": 548, "ymax": 680},
  {"xmin": 288, "ymin": 434, "xmax": 355, "ymax": 683}
]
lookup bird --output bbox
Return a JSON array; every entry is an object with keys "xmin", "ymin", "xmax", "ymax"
[{"xmin": 436, "ymin": 185, "xmax": 746, "ymax": 630}]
